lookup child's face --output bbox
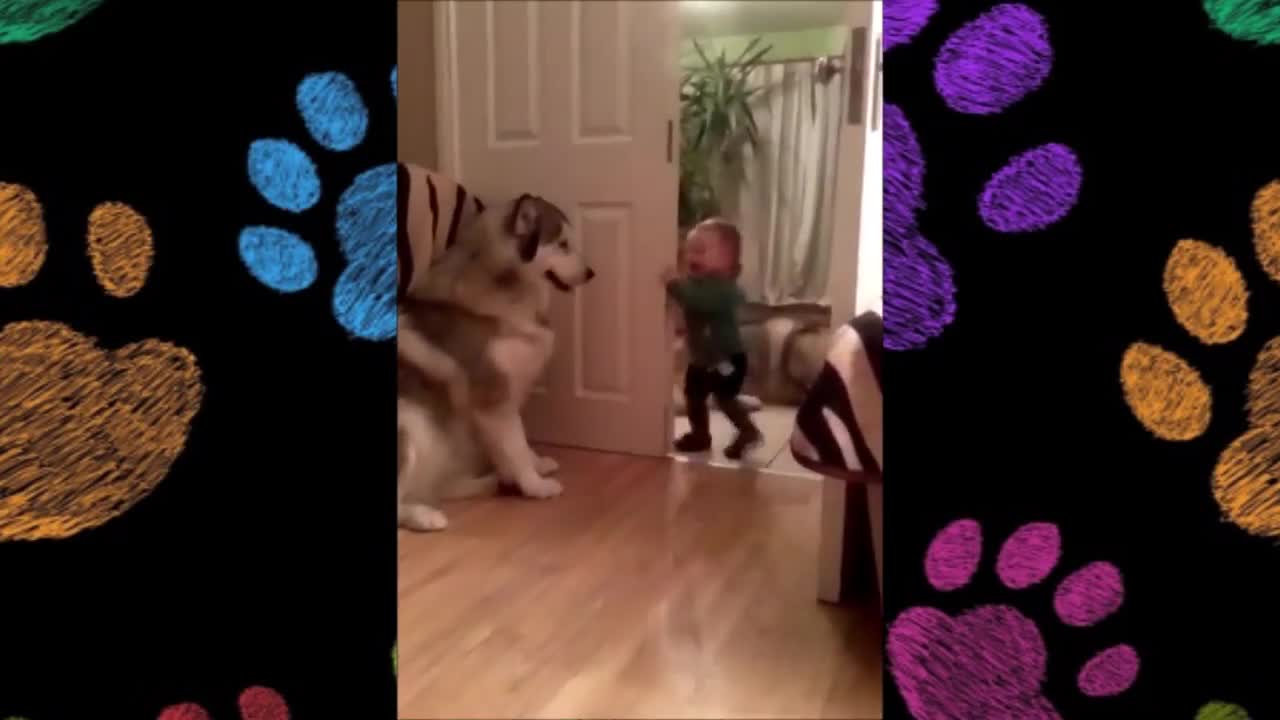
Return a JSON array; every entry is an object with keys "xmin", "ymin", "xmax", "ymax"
[{"xmin": 684, "ymin": 228, "xmax": 735, "ymax": 278}]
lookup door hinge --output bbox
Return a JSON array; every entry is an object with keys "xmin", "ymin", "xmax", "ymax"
[{"xmin": 666, "ymin": 119, "xmax": 673, "ymax": 163}]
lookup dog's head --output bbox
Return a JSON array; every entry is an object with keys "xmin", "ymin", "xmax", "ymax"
[{"xmin": 505, "ymin": 194, "xmax": 595, "ymax": 291}]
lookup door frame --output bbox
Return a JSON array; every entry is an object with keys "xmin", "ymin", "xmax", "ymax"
[{"xmin": 829, "ymin": 0, "xmax": 878, "ymax": 328}]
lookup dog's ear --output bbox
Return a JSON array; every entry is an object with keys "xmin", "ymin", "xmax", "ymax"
[
  {"xmin": 506, "ymin": 194, "xmax": 541, "ymax": 262},
  {"xmin": 517, "ymin": 230, "xmax": 539, "ymax": 263},
  {"xmin": 535, "ymin": 199, "xmax": 569, "ymax": 247},
  {"xmin": 507, "ymin": 194, "xmax": 539, "ymax": 237}
]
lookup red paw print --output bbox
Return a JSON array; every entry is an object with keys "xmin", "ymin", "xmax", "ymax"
[{"xmin": 158, "ymin": 686, "xmax": 288, "ymax": 720}]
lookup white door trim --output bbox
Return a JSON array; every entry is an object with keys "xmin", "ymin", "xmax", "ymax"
[
  {"xmin": 433, "ymin": 0, "xmax": 460, "ymax": 177},
  {"xmin": 829, "ymin": 0, "xmax": 879, "ymax": 327}
]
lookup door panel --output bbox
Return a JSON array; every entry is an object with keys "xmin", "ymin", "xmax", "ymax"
[{"xmin": 437, "ymin": 0, "xmax": 679, "ymax": 456}]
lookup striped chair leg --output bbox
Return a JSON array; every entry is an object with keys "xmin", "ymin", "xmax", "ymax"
[{"xmin": 817, "ymin": 476, "xmax": 880, "ymax": 607}]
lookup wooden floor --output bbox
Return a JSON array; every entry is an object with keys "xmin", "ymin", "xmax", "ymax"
[{"xmin": 398, "ymin": 447, "xmax": 883, "ymax": 719}]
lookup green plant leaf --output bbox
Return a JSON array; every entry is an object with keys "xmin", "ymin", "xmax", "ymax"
[
  {"xmin": 738, "ymin": 43, "xmax": 773, "ymax": 72},
  {"xmin": 692, "ymin": 118, "xmax": 708, "ymax": 154},
  {"xmin": 679, "ymin": 36, "xmax": 772, "ymax": 227},
  {"xmin": 733, "ymin": 36, "xmax": 763, "ymax": 66},
  {"xmin": 691, "ymin": 38, "xmax": 714, "ymax": 69},
  {"xmin": 741, "ymin": 102, "xmax": 760, "ymax": 147}
]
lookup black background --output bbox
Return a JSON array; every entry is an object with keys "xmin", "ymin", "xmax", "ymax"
[
  {"xmin": 887, "ymin": 0, "xmax": 1280, "ymax": 717},
  {"xmin": 0, "ymin": 1, "xmax": 396, "ymax": 716}
]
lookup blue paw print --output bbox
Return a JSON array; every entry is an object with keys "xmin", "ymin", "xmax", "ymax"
[{"xmin": 238, "ymin": 67, "xmax": 398, "ymax": 341}]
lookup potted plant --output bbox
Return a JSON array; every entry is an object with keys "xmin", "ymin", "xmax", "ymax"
[{"xmin": 678, "ymin": 36, "xmax": 773, "ymax": 231}]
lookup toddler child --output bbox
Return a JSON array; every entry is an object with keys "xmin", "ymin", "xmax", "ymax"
[{"xmin": 663, "ymin": 218, "xmax": 762, "ymax": 459}]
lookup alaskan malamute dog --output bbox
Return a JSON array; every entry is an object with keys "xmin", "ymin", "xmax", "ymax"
[{"xmin": 397, "ymin": 192, "xmax": 593, "ymax": 531}]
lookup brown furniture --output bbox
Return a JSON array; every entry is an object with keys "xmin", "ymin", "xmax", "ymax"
[{"xmin": 787, "ymin": 313, "xmax": 883, "ymax": 609}]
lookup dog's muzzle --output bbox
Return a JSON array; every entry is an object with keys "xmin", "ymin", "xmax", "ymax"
[
  {"xmin": 546, "ymin": 270, "xmax": 573, "ymax": 292},
  {"xmin": 545, "ymin": 268, "xmax": 594, "ymax": 291}
]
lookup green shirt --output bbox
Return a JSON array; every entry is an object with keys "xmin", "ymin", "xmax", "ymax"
[{"xmin": 667, "ymin": 276, "xmax": 745, "ymax": 367}]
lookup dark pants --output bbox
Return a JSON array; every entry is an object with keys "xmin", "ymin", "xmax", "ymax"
[{"xmin": 684, "ymin": 353, "xmax": 757, "ymax": 437}]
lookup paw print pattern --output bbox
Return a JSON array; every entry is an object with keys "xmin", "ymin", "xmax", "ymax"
[
  {"xmin": 0, "ymin": 0, "xmax": 105, "ymax": 45},
  {"xmin": 1198, "ymin": 701, "xmax": 1253, "ymax": 720},
  {"xmin": 0, "ymin": 183, "xmax": 203, "ymax": 541},
  {"xmin": 158, "ymin": 686, "xmax": 288, "ymax": 720},
  {"xmin": 238, "ymin": 69, "xmax": 397, "ymax": 341},
  {"xmin": 1203, "ymin": 0, "xmax": 1280, "ymax": 46},
  {"xmin": 885, "ymin": 2, "xmax": 1082, "ymax": 350},
  {"xmin": 1121, "ymin": 181, "xmax": 1280, "ymax": 538},
  {"xmin": 885, "ymin": 0, "xmax": 938, "ymax": 52},
  {"xmin": 889, "ymin": 519, "xmax": 1137, "ymax": 720},
  {"xmin": 885, "ymin": 103, "xmax": 956, "ymax": 350}
]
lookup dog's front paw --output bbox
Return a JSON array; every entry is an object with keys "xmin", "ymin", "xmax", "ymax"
[
  {"xmin": 402, "ymin": 504, "xmax": 449, "ymax": 531},
  {"xmin": 519, "ymin": 475, "xmax": 564, "ymax": 499},
  {"xmin": 535, "ymin": 455, "xmax": 560, "ymax": 475}
]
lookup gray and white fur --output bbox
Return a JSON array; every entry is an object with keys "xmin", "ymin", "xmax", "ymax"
[{"xmin": 397, "ymin": 193, "xmax": 594, "ymax": 531}]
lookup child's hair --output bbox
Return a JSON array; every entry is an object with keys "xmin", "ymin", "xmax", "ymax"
[{"xmin": 695, "ymin": 217, "xmax": 743, "ymax": 276}]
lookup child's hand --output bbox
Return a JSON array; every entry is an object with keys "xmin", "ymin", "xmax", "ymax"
[{"xmin": 661, "ymin": 265, "xmax": 681, "ymax": 285}]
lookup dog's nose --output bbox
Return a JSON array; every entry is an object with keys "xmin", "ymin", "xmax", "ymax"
[{"xmin": 585, "ymin": 268, "xmax": 596, "ymax": 282}]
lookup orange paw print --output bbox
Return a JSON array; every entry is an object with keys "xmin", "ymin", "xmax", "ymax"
[
  {"xmin": 1121, "ymin": 179, "xmax": 1280, "ymax": 537},
  {"xmin": 0, "ymin": 182, "xmax": 203, "ymax": 541}
]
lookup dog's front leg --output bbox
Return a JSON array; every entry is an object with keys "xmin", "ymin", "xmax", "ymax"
[
  {"xmin": 398, "ymin": 319, "xmax": 470, "ymax": 411},
  {"xmin": 472, "ymin": 407, "xmax": 563, "ymax": 499}
]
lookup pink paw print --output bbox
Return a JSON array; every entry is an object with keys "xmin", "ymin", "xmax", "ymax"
[
  {"xmin": 888, "ymin": 520, "xmax": 1138, "ymax": 719},
  {"xmin": 157, "ymin": 686, "xmax": 288, "ymax": 720}
]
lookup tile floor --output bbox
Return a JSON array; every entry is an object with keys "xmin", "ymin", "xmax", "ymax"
[{"xmin": 672, "ymin": 404, "xmax": 818, "ymax": 478}]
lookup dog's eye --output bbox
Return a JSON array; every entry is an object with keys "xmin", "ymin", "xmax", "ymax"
[{"xmin": 558, "ymin": 240, "xmax": 569, "ymax": 250}]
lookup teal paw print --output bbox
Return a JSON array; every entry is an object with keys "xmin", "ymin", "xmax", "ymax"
[{"xmin": 238, "ymin": 68, "xmax": 397, "ymax": 341}]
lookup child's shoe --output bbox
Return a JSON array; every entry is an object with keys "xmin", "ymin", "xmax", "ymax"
[
  {"xmin": 674, "ymin": 432, "xmax": 712, "ymax": 453},
  {"xmin": 724, "ymin": 427, "xmax": 763, "ymax": 460}
]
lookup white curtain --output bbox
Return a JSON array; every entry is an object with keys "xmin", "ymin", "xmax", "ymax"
[{"xmin": 720, "ymin": 60, "xmax": 844, "ymax": 305}]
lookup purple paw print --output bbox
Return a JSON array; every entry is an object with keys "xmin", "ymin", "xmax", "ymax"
[
  {"xmin": 888, "ymin": 519, "xmax": 1138, "ymax": 719},
  {"xmin": 886, "ymin": 0, "xmax": 939, "ymax": 52},
  {"xmin": 885, "ymin": 103, "xmax": 956, "ymax": 350},
  {"xmin": 885, "ymin": 2, "xmax": 1083, "ymax": 350}
]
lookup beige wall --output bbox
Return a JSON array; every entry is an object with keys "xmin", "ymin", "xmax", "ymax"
[
  {"xmin": 398, "ymin": 1, "xmax": 438, "ymax": 169},
  {"xmin": 679, "ymin": 26, "xmax": 849, "ymax": 66}
]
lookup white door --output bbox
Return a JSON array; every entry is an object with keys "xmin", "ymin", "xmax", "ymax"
[{"xmin": 434, "ymin": 0, "xmax": 679, "ymax": 457}]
